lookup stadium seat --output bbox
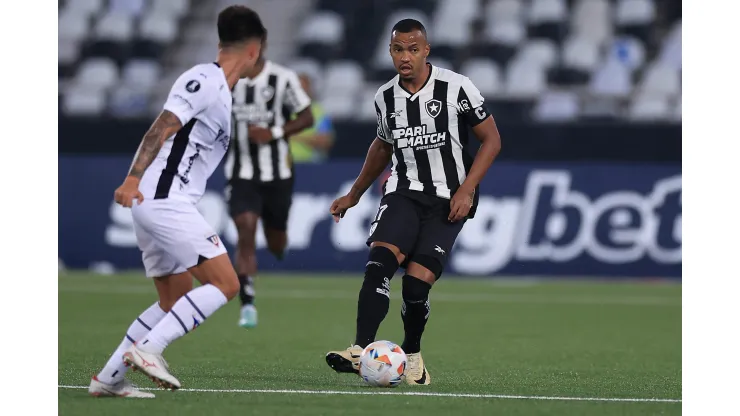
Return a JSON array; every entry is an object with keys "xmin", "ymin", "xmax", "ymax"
[
  {"xmin": 58, "ymin": 10, "xmax": 90, "ymax": 42},
  {"xmin": 532, "ymin": 90, "xmax": 579, "ymax": 121},
  {"xmin": 460, "ymin": 59, "xmax": 502, "ymax": 97},
  {"xmin": 659, "ymin": 20, "xmax": 682, "ymax": 70},
  {"xmin": 505, "ymin": 61, "xmax": 546, "ymax": 98},
  {"xmin": 95, "ymin": 12, "xmax": 134, "ymax": 41},
  {"xmin": 289, "ymin": 59, "xmax": 325, "ymax": 96},
  {"xmin": 428, "ymin": 57, "xmax": 454, "ymax": 72},
  {"xmin": 358, "ymin": 86, "xmax": 380, "ymax": 121},
  {"xmin": 673, "ymin": 96, "xmax": 682, "ymax": 121},
  {"xmin": 109, "ymin": 87, "xmax": 151, "ymax": 118},
  {"xmin": 431, "ymin": 0, "xmax": 477, "ymax": 48},
  {"xmin": 74, "ymin": 58, "xmax": 119, "ymax": 90},
  {"xmin": 638, "ymin": 63, "xmax": 681, "ymax": 98},
  {"xmin": 324, "ymin": 61, "xmax": 364, "ymax": 96},
  {"xmin": 606, "ymin": 37, "xmax": 646, "ymax": 71},
  {"xmin": 63, "ymin": 86, "xmax": 107, "ymax": 116},
  {"xmin": 615, "ymin": 0, "xmax": 655, "ymax": 42},
  {"xmin": 59, "ymin": 39, "xmax": 81, "ymax": 79},
  {"xmin": 122, "ymin": 60, "xmax": 162, "ymax": 90},
  {"xmin": 571, "ymin": 0, "xmax": 612, "ymax": 46},
  {"xmin": 589, "ymin": 60, "xmax": 632, "ymax": 98},
  {"xmin": 66, "ymin": 0, "xmax": 104, "ymax": 17},
  {"xmin": 515, "ymin": 39, "xmax": 558, "ymax": 69},
  {"xmin": 109, "ymin": 0, "xmax": 147, "ymax": 17},
  {"xmin": 137, "ymin": 14, "xmax": 178, "ymax": 58},
  {"xmin": 628, "ymin": 94, "xmax": 671, "ymax": 121},
  {"xmin": 150, "ymin": 0, "xmax": 190, "ymax": 19},
  {"xmin": 562, "ymin": 35, "xmax": 599, "ymax": 73},
  {"xmin": 527, "ymin": 0, "xmax": 567, "ymax": 41},
  {"xmin": 485, "ymin": 20, "xmax": 526, "ymax": 65},
  {"xmin": 321, "ymin": 93, "xmax": 357, "ymax": 120},
  {"xmin": 299, "ymin": 11, "xmax": 344, "ymax": 45},
  {"xmin": 486, "ymin": 0, "xmax": 524, "ymax": 23}
]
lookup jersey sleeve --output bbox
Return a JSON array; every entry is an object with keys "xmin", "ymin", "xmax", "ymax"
[
  {"xmin": 283, "ymin": 71, "xmax": 312, "ymax": 114},
  {"xmin": 162, "ymin": 70, "xmax": 218, "ymax": 126},
  {"xmin": 375, "ymin": 100, "xmax": 392, "ymax": 144},
  {"xmin": 456, "ymin": 76, "xmax": 491, "ymax": 127}
]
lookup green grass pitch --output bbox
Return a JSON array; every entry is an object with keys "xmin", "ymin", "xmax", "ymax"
[{"xmin": 58, "ymin": 272, "xmax": 681, "ymax": 415}]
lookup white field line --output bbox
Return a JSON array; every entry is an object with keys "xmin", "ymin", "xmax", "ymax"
[
  {"xmin": 58, "ymin": 285, "xmax": 681, "ymax": 306},
  {"xmin": 57, "ymin": 385, "xmax": 680, "ymax": 403}
]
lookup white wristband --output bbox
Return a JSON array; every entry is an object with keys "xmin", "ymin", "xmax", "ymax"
[{"xmin": 270, "ymin": 126, "xmax": 285, "ymax": 139}]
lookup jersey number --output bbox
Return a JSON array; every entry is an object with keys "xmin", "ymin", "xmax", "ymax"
[{"xmin": 368, "ymin": 204, "xmax": 388, "ymax": 236}]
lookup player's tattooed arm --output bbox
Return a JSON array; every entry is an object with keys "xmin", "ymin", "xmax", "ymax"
[{"xmin": 128, "ymin": 110, "xmax": 183, "ymax": 179}]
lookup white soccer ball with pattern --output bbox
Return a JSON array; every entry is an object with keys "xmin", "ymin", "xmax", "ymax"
[{"xmin": 358, "ymin": 340, "xmax": 407, "ymax": 387}]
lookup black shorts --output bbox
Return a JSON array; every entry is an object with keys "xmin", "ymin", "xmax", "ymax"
[
  {"xmin": 366, "ymin": 191, "xmax": 465, "ymax": 277},
  {"xmin": 227, "ymin": 178, "xmax": 293, "ymax": 231}
]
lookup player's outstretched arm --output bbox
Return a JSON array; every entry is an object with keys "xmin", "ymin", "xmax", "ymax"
[
  {"xmin": 330, "ymin": 137, "xmax": 392, "ymax": 222},
  {"xmin": 114, "ymin": 110, "xmax": 183, "ymax": 207},
  {"xmin": 448, "ymin": 115, "xmax": 501, "ymax": 221}
]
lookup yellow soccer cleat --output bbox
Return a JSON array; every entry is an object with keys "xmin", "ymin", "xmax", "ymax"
[{"xmin": 325, "ymin": 345, "xmax": 363, "ymax": 375}]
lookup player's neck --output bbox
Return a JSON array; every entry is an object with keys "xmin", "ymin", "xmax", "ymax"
[
  {"xmin": 244, "ymin": 59, "xmax": 266, "ymax": 79},
  {"xmin": 216, "ymin": 54, "xmax": 250, "ymax": 89},
  {"xmin": 399, "ymin": 63, "xmax": 431, "ymax": 94}
]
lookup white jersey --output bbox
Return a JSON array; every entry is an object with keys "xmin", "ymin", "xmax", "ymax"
[
  {"xmin": 225, "ymin": 60, "xmax": 311, "ymax": 182},
  {"xmin": 139, "ymin": 62, "xmax": 232, "ymax": 204}
]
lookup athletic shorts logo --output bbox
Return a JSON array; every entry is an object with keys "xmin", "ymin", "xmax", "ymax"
[
  {"xmin": 185, "ymin": 80, "xmax": 201, "ymax": 93},
  {"xmin": 206, "ymin": 234, "xmax": 220, "ymax": 247},
  {"xmin": 425, "ymin": 99, "xmax": 442, "ymax": 118}
]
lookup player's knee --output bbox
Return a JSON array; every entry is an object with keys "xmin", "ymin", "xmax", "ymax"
[
  {"xmin": 370, "ymin": 242, "xmax": 405, "ymax": 265},
  {"xmin": 407, "ymin": 254, "xmax": 443, "ymax": 283},
  {"xmin": 266, "ymin": 231, "xmax": 287, "ymax": 256},
  {"xmin": 365, "ymin": 246, "xmax": 400, "ymax": 277},
  {"xmin": 402, "ymin": 274, "xmax": 432, "ymax": 302}
]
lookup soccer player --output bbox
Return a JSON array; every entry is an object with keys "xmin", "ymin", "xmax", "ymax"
[
  {"xmin": 325, "ymin": 19, "xmax": 502, "ymax": 385},
  {"xmin": 225, "ymin": 43, "xmax": 313, "ymax": 328},
  {"xmin": 88, "ymin": 6, "xmax": 266, "ymax": 398}
]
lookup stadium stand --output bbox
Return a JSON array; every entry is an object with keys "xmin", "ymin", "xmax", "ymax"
[{"xmin": 58, "ymin": 0, "xmax": 681, "ymax": 123}]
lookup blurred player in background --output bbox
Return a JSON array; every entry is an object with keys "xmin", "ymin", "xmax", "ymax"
[
  {"xmin": 225, "ymin": 41, "xmax": 314, "ymax": 328},
  {"xmin": 325, "ymin": 19, "xmax": 501, "ymax": 385},
  {"xmin": 289, "ymin": 74, "xmax": 336, "ymax": 162},
  {"xmin": 89, "ymin": 6, "xmax": 266, "ymax": 397}
]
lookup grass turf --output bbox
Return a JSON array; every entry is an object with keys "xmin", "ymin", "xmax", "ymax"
[{"xmin": 58, "ymin": 272, "xmax": 681, "ymax": 415}]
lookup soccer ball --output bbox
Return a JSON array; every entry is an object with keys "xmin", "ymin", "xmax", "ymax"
[{"xmin": 358, "ymin": 340, "xmax": 407, "ymax": 387}]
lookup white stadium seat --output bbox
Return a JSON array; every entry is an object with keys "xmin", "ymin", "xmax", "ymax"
[
  {"xmin": 460, "ymin": 59, "xmax": 502, "ymax": 96},
  {"xmin": 590, "ymin": 60, "xmax": 632, "ymax": 98},
  {"xmin": 485, "ymin": 20, "xmax": 526, "ymax": 46},
  {"xmin": 59, "ymin": 39, "xmax": 81, "ymax": 67},
  {"xmin": 572, "ymin": 0, "xmax": 612, "ymax": 45},
  {"xmin": 122, "ymin": 60, "xmax": 162, "ymax": 90},
  {"xmin": 562, "ymin": 36, "xmax": 600, "ymax": 72},
  {"xmin": 74, "ymin": 58, "xmax": 120, "ymax": 90},
  {"xmin": 659, "ymin": 20, "xmax": 682, "ymax": 70},
  {"xmin": 140, "ymin": 14, "xmax": 179, "ymax": 43},
  {"xmin": 358, "ymin": 86, "xmax": 381, "ymax": 121},
  {"xmin": 505, "ymin": 61, "xmax": 546, "ymax": 98},
  {"xmin": 289, "ymin": 58, "xmax": 325, "ymax": 96},
  {"xmin": 63, "ymin": 86, "xmax": 107, "ymax": 116},
  {"xmin": 109, "ymin": 87, "xmax": 151, "ymax": 117},
  {"xmin": 59, "ymin": 10, "xmax": 90, "ymax": 42},
  {"xmin": 95, "ymin": 12, "xmax": 134, "ymax": 42},
  {"xmin": 533, "ymin": 90, "xmax": 580, "ymax": 121},
  {"xmin": 66, "ymin": 0, "xmax": 105, "ymax": 17},
  {"xmin": 638, "ymin": 63, "xmax": 681, "ymax": 98},
  {"xmin": 615, "ymin": 0, "xmax": 656, "ymax": 26},
  {"xmin": 150, "ymin": 0, "xmax": 191, "ymax": 19},
  {"xmin": 628, "ymin": 94, "xmax": 670, "ymax": 121},
  {"xmin": 515, "ymin": 39, "xmax": 559, "ymax": 69},
  {"xmin": 322, "ymin": 93, "xmax": 357, "ymax": 120},
  {"xmin": 324, "ymin": 61, "xmax": 364, "ymax": 96},
  {"xmin": 486, "ymin": 0, "xmax": 524, "ymax": 23},
  {"xmin": 300, "ymin": 12, "xmax": 344, "ymax": 44},
  {"xmin": 528, "ymin": 0, "xmax": 567, "ymax": 24},
  {"xmin": 673, "ymin": 96, "xmax": 682, "ymax": 121},
  {"xmin": 109, "ymin": 0, "xmax": 147, "ymax": 17}
]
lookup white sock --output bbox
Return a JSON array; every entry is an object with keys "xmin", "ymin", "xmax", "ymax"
[
  {"xmin": 138, "ymin": 284, "xmax": 228, "ymax": 354},
  {"xmin": 96, "ymin": 302, "xmax": 166, "ymax": 385}
]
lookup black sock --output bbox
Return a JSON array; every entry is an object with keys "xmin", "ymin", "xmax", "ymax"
[
  {"xmin": 238, "ymin": 274, "xmax": 255, "ymax": 306},
  {"xmin": 354, "ymin": 246, "xmax": 399, "ymax": 348},
  {"xmin": 400, "ymin": 275, "xmax": 432, "ymax": 354}
]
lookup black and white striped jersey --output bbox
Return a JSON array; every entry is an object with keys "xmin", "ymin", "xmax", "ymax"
[
  {"xmin": 375, "ymin": 64, "xmax": 490, "ymax": 210},
  {"xmin": 225, "ymin": 60, "xmax": 311, "ymax": 183}
]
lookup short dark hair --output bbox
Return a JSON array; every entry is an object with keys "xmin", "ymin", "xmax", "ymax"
[
  {"xmin": 217, "ymin": 5, "xmax": 267, "ymax": 46},
  {"xmin": 392, "ymin": 19, "xmax": 427, "ymax": 37}
]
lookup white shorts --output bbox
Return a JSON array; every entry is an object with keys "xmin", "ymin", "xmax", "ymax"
[{"xmin": 131, "ymin": 199, "xmax": 227, "ymax": 278}]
